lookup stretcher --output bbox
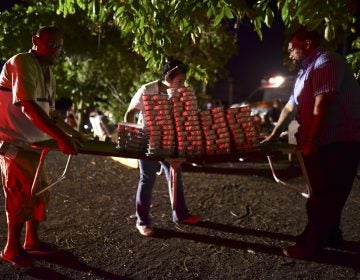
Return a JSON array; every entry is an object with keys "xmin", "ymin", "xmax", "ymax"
[{"xmin": 30, "ymin": 139, "xmax": 311, "ymax": 211}]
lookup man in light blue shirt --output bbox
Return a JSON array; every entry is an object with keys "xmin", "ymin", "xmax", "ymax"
[{"xmin": 263, "ymin": 26, "xmax": 360, "ymax": 259}]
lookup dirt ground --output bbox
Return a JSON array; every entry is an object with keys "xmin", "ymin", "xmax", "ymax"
[{"xmin": 0, "ymin": 150, "xmax": 360, "ymax": 279}]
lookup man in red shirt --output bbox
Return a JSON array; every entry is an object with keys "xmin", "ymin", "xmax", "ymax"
[{"xmin": 0, "ymin": 26, "xmax": 83, "ymax": 268}]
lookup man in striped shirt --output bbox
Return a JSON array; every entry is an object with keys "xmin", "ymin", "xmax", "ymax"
[{"xmin": 262, "ymin": 26, "xmax": 360, "ymax": 258}]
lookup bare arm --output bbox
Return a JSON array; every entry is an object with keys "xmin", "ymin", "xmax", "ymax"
[
  {"xmin": 21, "ymin": 100, "xmax": 78, "ymax": 154},
  {"xmin": 261, "ymin": 101, "xmax": 295, "ymax": 143},
  {"xmin": 50, "ymin": 111, "xmax": 87, "ymax": 141}
]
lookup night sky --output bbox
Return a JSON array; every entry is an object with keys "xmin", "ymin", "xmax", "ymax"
[
  {"xmin": 0, "ymin": 0, "xmax": 17, "ymax": 11},
  {"xmin": 233, "ymin": 20, "xmax": 288, "ymax": 95},
  {"xmin": 209, "ymin": 18, "xmax": 290, "ymax": 105}
]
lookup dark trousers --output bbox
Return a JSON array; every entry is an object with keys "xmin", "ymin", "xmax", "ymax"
[{"xmin": 302, "ymin": 141, "xmax": 360, "ymax": 246}]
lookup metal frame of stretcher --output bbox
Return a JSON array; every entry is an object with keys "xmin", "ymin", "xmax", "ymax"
[
  {"xmin": 266, "ymin": 150, "xmax": 311, "ymax": 198},
  {"xmin": 30, "ymin": 140, "xmax": 311, "ymax": 211}
]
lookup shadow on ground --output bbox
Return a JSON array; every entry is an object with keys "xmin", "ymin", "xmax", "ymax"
[
  {"xmin": 25, "ymin": 250, "xmax": 130, "ymax": 280},
  {"xmin": 154, "ymin": 221, "xmax": 360, "ymax": 271}
]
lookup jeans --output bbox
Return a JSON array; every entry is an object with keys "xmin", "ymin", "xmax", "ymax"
[{"xmin": 136, "ymin": 159, "xmax": 190, "ymax": 226}]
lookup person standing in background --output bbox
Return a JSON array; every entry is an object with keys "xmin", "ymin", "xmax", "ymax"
[{"xmin": 89, "ymin": 109, "xmax": 113, "ymax": 141}]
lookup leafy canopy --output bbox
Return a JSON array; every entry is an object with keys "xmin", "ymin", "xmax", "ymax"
[{"xmin": 0, "ymin": 0, "xmax": 358, "ymax": 123}]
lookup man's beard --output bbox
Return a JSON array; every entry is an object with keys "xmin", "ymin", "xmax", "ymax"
[{"xmin": 288, "ymin": 59, "xmax": 301, "ymax": 72}]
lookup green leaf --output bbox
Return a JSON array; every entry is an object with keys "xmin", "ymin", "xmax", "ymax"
[
  {"xmin": 324, "ymin": 24, "xmax": 335, "ymax": 41},
  {"xmin": 223, "ymin": 5, "xmax": 234, "ymax": 19},
  {"xmin": 352, "ymin": 38, "xmax": 360, "ymax": 50},
  {"xmin": 264, "ymin": 8, "xmax": 274, "ymax": 28},
  {"xmin": 191, "ymin": 32, "xmax": 196, "ymax": 44},
  {"xmin": 144, "ymin": 32, "xmax": 151, "ymax": 45},
  {"xmin": 114, "ymin": 6, "xmax": 125, "ymax": 17},
  {"xmin": 281, "ymin": 0, "xmax": 288, "ymax": 22},
  {"xmin": 213, "ymin": 8, "xmax": 224, "ymax": 26}
]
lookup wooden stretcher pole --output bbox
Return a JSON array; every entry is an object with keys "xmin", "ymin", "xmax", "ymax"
[{"xmin": 168, "ymin": 158, "xmax": 186, "ymax": 211}]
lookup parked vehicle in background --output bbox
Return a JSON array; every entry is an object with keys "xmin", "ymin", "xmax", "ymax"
[
  {"xmin": 232, "ymin": 75, "xmax": 297, "ymax": 139},
  {"xmin": 243, "ymin": 75, "xmax": 296, "ymax": 118}
]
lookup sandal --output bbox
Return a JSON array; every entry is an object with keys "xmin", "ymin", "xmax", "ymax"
[{"xmin": 0, "ymin": 250, "xmax": 33, "ymax": 268}]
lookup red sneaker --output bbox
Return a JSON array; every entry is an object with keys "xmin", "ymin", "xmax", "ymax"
[{"xmin": 179, "ymin": 215, "xmax": 201, "ymax": 225}]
